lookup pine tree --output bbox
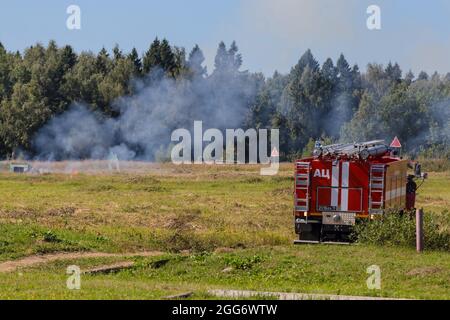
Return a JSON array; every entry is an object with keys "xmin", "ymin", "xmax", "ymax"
[
  {"xmin": 128, "ymin": 48, "xmax": 142, "ymax": 76},
  {"xmin": 143, "ymin": 38, "xmax": 161, "ymax": 74},
  {"xmin": 188, "ymin": 44, "xmax": 207, "ymax": 78},
  {"xmin": 336, "ymin": 54, "xmax": 352, "ymax": 91},
  {"xmin": 294, "ymin": 49, "xmax": 319, "ymax": 76},
  {"xmin": 417, "ymin": 71, "xmax": 429, "ymax": 81},
  {"xmin": 282, "ymin": 49, "xmax": 326, "ymax": 148},
  {"xmin": 96, "ymin": 47, "xmax": 111, "ymax": 75},
  {"xmin": 60, "ymin": 45, "xmax": 77, "ymax": 72},
  {"xmin": 321, "ymin": 58, "xmax": 337, "ymax": 82},
  {"xmin": 214, "ymin": 41, "xmax": 228, "ymax": 73},
  {"xmin": 405, "ymin": 70, "xmax": 415, "ymax": 84},
  {"xmin": 212, "ymin": 41, "xmax": 243, "ymax": 76},
  {"xmin": 320, "ymin": 54, "xmax": 359, "ymax": 139},
  {"xmin": 228, "ymin": 41, "xmax": 242, "ymax": 71},
  {"xmin": 173, "ymin": 46, "xmax": 188, "ymax": 77},
  {"xmin": 385, "ymin": 62, "xmax": 402, "ymax": 82},
  {"xmin": 113, "ymin": 44, "xmax": 123, "ymax": 61},
  {"xmin": 159, "ymin": 39, "xmax": 176, "ymax": 76}
]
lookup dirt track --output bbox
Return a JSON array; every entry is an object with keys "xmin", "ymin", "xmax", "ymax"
[{"xmin": 0, "ymin": 251, "xmax": 163, "ymax": 273}]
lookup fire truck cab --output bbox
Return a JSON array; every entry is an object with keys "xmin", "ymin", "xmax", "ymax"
[{"xmin": 294, "ymin": 140, "xmax": 420, "ymax": 244}]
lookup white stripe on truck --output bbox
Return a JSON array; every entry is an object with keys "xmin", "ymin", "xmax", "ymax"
[
  {"xmin": 341, "ymin": 162, "xmax": 350, "ymax": 211},
  {"xmin": 331, "ymin": 163, "xmax": 339, "ymax": 207}
]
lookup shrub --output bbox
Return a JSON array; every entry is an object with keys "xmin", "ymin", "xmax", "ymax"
[
  {"xmin": 42, "ymin": 230, "xmax": 62, "ymax": 243},
  {"xmin": 224, "ymin": 255, "xmax": 264, "ymax": 270},
  {"xmin": 354, "ymin": 210, "xmax": 450, "ymax": 251}
]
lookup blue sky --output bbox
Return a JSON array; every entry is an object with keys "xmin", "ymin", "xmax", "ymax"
[{"xmin": 1, "ymin": 0, "xmax": 450, "ymax": 76}]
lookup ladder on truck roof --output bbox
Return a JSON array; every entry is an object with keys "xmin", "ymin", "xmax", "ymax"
[
  {"xmin": 295, "ymin": 162, "xmax": 310, "ymax": 212},
  {"xmin": 321, "ymin": 140, "xmax": 386, "ymax": 157},
  {"xmin": 369, "ymin": 164, "xmax": 386, "ymax": 214}
]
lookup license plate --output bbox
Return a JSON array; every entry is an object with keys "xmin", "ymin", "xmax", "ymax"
[{"xmin": 319, "ymin": 205, "xmax": 337, "ymax": 211}]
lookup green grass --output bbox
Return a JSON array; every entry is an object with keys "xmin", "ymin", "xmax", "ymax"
[
  {"xmin": 0, "ymin": 245, "xmax": 448, "ymax": 300},
  {"xmin": 0, "ymin": 162, "xmax": 448, "ymax": 299},
  {"xmin": 418, "ymin": 171, "xmax": 450, "ymax": 213}
]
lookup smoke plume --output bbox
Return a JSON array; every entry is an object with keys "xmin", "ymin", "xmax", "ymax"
[{"xmin": 33, "ymin": 70, "xmax": 258, "ymax": 161}]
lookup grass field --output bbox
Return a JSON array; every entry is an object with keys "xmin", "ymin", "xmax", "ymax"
[{"xmin": 0, "ymin": 162, "xmax": 448, "ymax": 300}]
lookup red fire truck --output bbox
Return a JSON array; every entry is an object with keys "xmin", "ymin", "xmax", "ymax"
[{"xmin": 294, "ymin": 139, "xmax": 423, "ymax": 244}]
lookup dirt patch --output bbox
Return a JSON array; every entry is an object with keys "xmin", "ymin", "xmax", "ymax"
[
  {"xmin": 406, "ymin": 267, "xmax": 443, "ymax": 276},
  {"xmin": 46, "ymin": 206, "xmax": 76, "ymax": 217},
  {"xmin": 0, "ymin": 208, "xmax": 39, "ymax": 219},
  {"xmin": 163, "ymin": 210, "xmax": 202, "ymax": 231},
  {"xmin": 125, "ymin": 176, "xmax": 160, "ymax": 184},
  {"xmin": 0, "ymin": 251, "xmax": 163, "ymax": 273}
]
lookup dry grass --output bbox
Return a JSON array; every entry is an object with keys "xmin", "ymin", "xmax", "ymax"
[{"xmin": 0, "ymin": 162, "xmax": 294, "ymax": 257}]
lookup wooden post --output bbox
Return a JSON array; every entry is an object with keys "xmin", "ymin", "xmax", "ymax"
[{"xmin": 416, "ymin": 208, "xmax": 424, "ymax": 253}]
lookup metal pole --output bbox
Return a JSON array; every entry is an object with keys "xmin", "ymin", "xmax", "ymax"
[{"xmin": 416, "ymin": 208, "xmax": 424, "ymax": 253}]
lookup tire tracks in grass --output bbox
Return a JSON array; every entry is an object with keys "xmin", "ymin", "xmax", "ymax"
[{"xmin": 0, "ymin": 251, "xmax": 164, "ymax": 273}]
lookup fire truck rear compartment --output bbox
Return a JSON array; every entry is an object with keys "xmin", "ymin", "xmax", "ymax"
[{"xmin": 293, "ymin": 140, "xmax": 415, "ymax": 244}]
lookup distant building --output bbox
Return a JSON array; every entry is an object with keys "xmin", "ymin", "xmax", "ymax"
[{"xmin": 10, "ymin": 163, "xmax": 31, "ymax": 173}]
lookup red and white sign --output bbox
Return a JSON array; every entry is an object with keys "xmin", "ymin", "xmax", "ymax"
[
  {"xmin": 271, "ymin": 147, "xmax": 279, "ymax": 157},
  {"xmin": 390, "ymin": 136, "xmax": 402, "ymax": 148}
]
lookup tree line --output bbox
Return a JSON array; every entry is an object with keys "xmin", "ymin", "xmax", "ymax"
[{"xmin": 0, "ymin": 39, "xmax": 448, "ymax": 160}]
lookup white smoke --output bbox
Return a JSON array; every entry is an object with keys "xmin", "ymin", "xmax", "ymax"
[{"xmin": 33, "ymin": 69, "xmax": 259, "ymax": 161}]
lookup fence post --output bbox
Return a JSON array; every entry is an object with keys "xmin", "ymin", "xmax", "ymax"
[{"xmin": 416, "ymin": 208, "xmax": 424, "ymax": 253}]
